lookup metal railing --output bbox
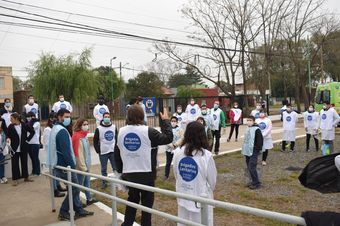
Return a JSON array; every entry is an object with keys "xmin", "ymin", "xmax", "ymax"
[{"xmin": 43, "ymin": 165, "xmax": 307, "ymax": 226}]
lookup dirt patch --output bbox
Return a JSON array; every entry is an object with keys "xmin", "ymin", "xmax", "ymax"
[{"xmin": 92, "ymin": 135, "xmax": 340, "ymax": 226}]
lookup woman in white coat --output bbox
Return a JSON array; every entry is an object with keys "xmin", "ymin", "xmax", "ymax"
[
  {"xmin": 173, "ymin": 121, "xmax": 217, "ymax": 226},
  {"xmin": 255, "ymin": 111, "xmax": 273, "ymax": 166}
]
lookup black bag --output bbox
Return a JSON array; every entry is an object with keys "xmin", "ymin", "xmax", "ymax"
[{"xmin": 298, "ymin": 153, "xmax": 340, "ymax": 194}]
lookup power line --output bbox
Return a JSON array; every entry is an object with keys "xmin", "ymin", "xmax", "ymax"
[{"xmin": 0, "ymin": 0, "xmax": 191, "ymax": 35}]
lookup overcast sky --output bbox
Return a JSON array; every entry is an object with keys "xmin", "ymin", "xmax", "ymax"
[{"xmin": 0, "ymin": 0, "xmax": 339, "ymax": 82}]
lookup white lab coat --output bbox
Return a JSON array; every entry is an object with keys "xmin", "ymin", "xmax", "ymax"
[
  {"xmin": 93, "ymin": 104, "xmax": 110, "ymax": 125},
  {"xmin": 173, "ymin": 112, "xmax": 188, "ymax": 130},
  {"xmin": 255, "ymin": 117, "xmax": 273, "ymax": 149},
  {"xmin": 282, "ymin": 111, "xmax": 298, "ymax": 141},
  {"xmin": 173, "ymin": 146, "xmax": 217, "ymax": 226},
  {"xmin": 52, "ymin": 101, "xmax": 73, "ymax": 113},
  {"xmin": 303, "ymin": 111, "xmax": 319, "ymax": 135},
  {"xmin": 185, "ymin": 104, "xmax": 201, "ymax": 122},
  {"xmin": 319, "ymin": 108, "xmax": 340, "ymax": 140}
]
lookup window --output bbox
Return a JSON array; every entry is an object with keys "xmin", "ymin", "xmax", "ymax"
[
  {"xmin": 0, "ymin": 77, "xmax": 4, "ymax": 89},
  {"xmin": 315, "ymin": 90, "xmax": 330, "ymax": 104}
]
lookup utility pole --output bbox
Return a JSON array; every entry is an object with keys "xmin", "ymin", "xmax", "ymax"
[
  {"xmin": 110, "ymin": 57, "xmax": 117, "ymax": 103},
  {"xmin": 306, "ymin": 37, "xmax": 312, "ymax": 105},
  {"xmin": 119, "ymin": 62, "xmax": 122, "ymax": 79},
  {"xmin": 320, "ymin": 45, "xmax": 324, "ymax": 83}
]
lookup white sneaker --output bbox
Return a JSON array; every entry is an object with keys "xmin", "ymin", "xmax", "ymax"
[
  {"xmin": 0, "ymin": 177, "xmax": 7, "ymax": 184},
  {"xmin": 262, "ymin": 161, "xmax": 267, "ymax": 166}
]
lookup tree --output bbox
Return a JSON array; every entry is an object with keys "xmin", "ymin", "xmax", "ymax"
[
  {"xmin": 176, "ymin": 85, "xmax": 203, "ymax": 97},
  {"xmin": 29, "ymin": 49, "xmax": 98, "ymax": 105},
  {"xmin": 168, "ymin": 65, "xmax": 203, "ymax": 88},
  {"xmin": 93, "ymin": 66, "xmax": 125, "ymax": 101},
  {"xmin": 125, "ymin": 72, "xmax": 164, "ymax": 99},
  {"xmin": 12, "ymin": 77, "xmax": 22, "ymax": 91}
]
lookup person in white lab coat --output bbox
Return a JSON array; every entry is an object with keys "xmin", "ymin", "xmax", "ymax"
[
  {"xmin": 281, "ymin": 104, "xmax": 299, "ymax": 152},
  {"xmin": 251, "ymin": 103, "xmax": 262, "ymax": 119},
  {"xmin": 173, "ymin": 121, "xmax": 217, "ymax": 226},
  {"xmin": 255, "ymin": 111, "xmax": 273, "ymax": 166},
  {"xmin": 173, "ymin": 105, "xmax": 188, "ymax": 130},
  {"xmin": 93, "ymin": 96, "xmax": 110, "ymax": 126},
  {"xmin": 52, "ymin": 94, "xmax": 73, "ymax": 113},
  {"xmin": 23, "ymin": 95, "xmax": 39, "ymax": 119},
  {"xmin": 319, "ymin": 101, "xmax": 340, "ymax": 154},
  {"xmin": 185, "ymin": 98, "xmax": 201, "ymax": 122},
  {"xmin": 303, "ymin": 105, "xmax": 319, "ymax": 152}
]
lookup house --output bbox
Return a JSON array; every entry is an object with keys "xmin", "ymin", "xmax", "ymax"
[{"xmin": 0, "ymin": 66, "xmax": 14, "ymax": 104}]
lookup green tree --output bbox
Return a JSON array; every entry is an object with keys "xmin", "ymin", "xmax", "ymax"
[
  {"xmin": 12, "ymin": 77, "xmax": 22, "ymax": 91},
  {"xmin": 29, "ymin": 49, "xmax": 98, "ymax": 104},
  {"xmin": 93, "ymin": 66, "xmax": 125, "ymax": 101},
  {"xmin": 168, "ymin": 66, "xmax": 204, "ymax": 88},
  {"xmin": 125, "ymin": 72, "xmax": 164, "ymax": 99},
  {"xmin": 176, "ymin": 85, "xmax": 203, "ymax": 97}
]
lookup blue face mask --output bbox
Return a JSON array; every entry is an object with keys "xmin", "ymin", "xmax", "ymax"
[
  {"xmin": 63, "ymin": 117, "xmax": 71, "ymax": 127},
  {"xmin": 5, "ymin": 103, "xmax": 11, "ymax": 108},
  {"xmin": 103, "ymin": 118, "xmax": 111, "ymax": 124}
]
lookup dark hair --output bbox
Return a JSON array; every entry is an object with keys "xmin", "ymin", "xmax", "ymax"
[
  {"xmin": 170, "ymin": 116, "xmax": 178, "ymax": 122},
  {"xmin": 4, "ymin": 98, "xmax": 10, "ymax": 102},
  {"xmin": 26, "ymin": 112, "xmax": 36, "ymax": 118},
  {"xmin": 201, "ymin": 104, "xmax": 207, "ymax": 108},
  {"xmin": 10, "ymin": 112, "xmax": 21, "ymax": 122},
  {"xmin": 182, "ymin": 121, "xmax": 208, "ymax": 156},
  {"xmin": 47, "ymin": 112, "xmax": 57, "ymax": 128},
  {"xmin": 137, "ymin": 96, "xmax": 143, "ymax": 101},
  {"xmin": 126, "ymin": 105, "xmax": 144, "ymax": 125},
  {"xmin": 103, "ymin": 112, "xmax": 110, "ymax": 118},
  {"xmin": 177, "ymin": 105, "xmax": 182, "ymax": 108},
  {"xmin": 27, "ymin": 95, "xmax": 34, "ymax": 99},
  {"xmin": 196, "ymin": 116, "xmax": 206, "ymax": 127},
  {"xmin": 323, "ymin": 101, "xmax": 330, "ymax": 105},
  {"xmin": 248, "ymin": 115, "xmax": 256, "ymax": 121},
  {"xmin": 59, "ymin": 94, "xmax": 64, "ymax": 97},
  {"xmin": 129, "ymin": 98, "xmax": 137, "ymax": 105},
  {"xmin": 57, "ymin": 108, "xmax": 70, "ymax": 117},
  {"xmin": 73, "ymin": 118, "xmax": 87, "ymax": 132},
  {"xmin": 98, "ymin": 95, "xmax": 104, "ymax": 100}
]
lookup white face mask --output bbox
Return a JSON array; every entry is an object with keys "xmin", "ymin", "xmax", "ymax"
[
  {"xmin": 60, "ymin": 98, "xmax": 65, "ymax": 102},
  {"xmin": 247, "ymin": 121, "xmax": 254, "ymax": 127},
  {"xmin": 323, "ymin": 105, "xmax": 327, "ymax": 109},
  {"xmin": 177, "ymin": 109, "xmax": 182, "ymax": 113},
  {"xmin": 259, "ymin": 113, "xmax": 265, "ymax": 118},
  {"xmin": 256, "ymin": 105, "xmax": 261, "ymax": 110},
  {"xmin": 171, "ymin": 122, "xmax": 177, "ymax": 127},
  {"xmin": 308, "ymin": 107, "xmax": 314, "ymax": 112},
  {"xmin": 28, "ymin": 99, "xmax": 34, "ymax": 104},
  {"xmin": 201, "ymin": 110, "xmax": 207, "ymax": 115},
  {"xmin": 234, "ymin": 105, "xmax": 238, "ymax": 108},
  {"xmin": 190, "ymin": 101, "xmax": 195, "ymax": 105},
  {"xmin": 82, "ymin": 125, "xmax": 89, "ymax": 131}
]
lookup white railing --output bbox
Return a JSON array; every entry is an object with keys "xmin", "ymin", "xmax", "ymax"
[{"xmin": 43, "ymin": 165, "xmax": 307, "ymax": 226}]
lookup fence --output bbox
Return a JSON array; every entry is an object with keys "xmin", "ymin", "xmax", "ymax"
[{"xmin": 43, "ymin": 165, "xmax": 307, "ymax": 226}]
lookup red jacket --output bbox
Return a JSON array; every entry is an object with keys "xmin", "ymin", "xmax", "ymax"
[{"xmin": 229, "ymin": 108, "xmax": 242, "ymax": 124}]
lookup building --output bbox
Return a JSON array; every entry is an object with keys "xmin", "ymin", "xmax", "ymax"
[{"xmin": 0, "ymin": 66, "xmax": 14, "ymax": 104}]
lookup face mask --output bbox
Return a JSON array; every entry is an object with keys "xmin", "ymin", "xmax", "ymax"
[
  {"xmin": 98, "ymin": 100, "xmax": 104, "ymax": 105},
  {"xmin": 26, "ymin": 117, "xmax": 32, "ymax": 121},
  {"xmin": 259, "ymin": 113, "xmax": 265, "ymax": 118},
  {"xmin": 28, "ymin": 99, "xmax": 34, "ymax": 104},
  {"xmin": 308, "ymin": 107, "xmax": 314, "ymax": 112},
  {"xmin": 201, "ymin": 110, "xmax": 207, "ymax": 115},
  {"xmin": 234, "ymin": 105, "xmax": 238, "ymax": 108},
  {"xmin": 323, "ymin": 105, "xmax": 327, "ymax": 110},
  {"xmin": 214, "ymin": 104, "xmax": 219, "ymax": 109},
  {"xmin": 59, "ymin": 98, "xmax": 64, "ymax": 102},
  {"xmin": 190, "ymin": 101, "xmax": 195, "ymax": 105},
  {"xmin": 171, "ymin": 122, "xmax": 177, "ymax": 127},
  {"xmin": 177, "ymin": 109, "xmax": 182, "ymax": 114},
  {"xmin": 247, "ymin": 121, "xmax": 254, "ymax": 127},
  {"xmin": 286, "ymin": 108, "xmax": 292, "ymax": 112},
  {"xmin": 103, "ymin": 118, "xmax": 111, "ymax": 124},
  {"xmin": 256, "ymin": 105, "xmax": 261, "ymax": 110},
  {"xmin": 63, "ymin": 118, "xmax": 71, "ymax": 127},
  {"xmin": 82, "ymin": 125, "xmax": 89, "ymax": 131},
  {"xmin": 5, "ymin": 102, "xmax": 11, "ymax": 108}
]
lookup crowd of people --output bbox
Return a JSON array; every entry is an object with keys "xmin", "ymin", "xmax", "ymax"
[{"xmin": 0, "ymin": 95, "xmax": 339, "ymax": 226}]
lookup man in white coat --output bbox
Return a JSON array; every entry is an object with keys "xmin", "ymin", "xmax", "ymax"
[
  {"xmin": 52, "ymin": 95, "xmax": 73, "ymax": 113},
  {"xmin": 251, "ymin": 103, "xmax": 262, "ymax": 119},
  {"xmin": 23, "ymin": 95, "xmax": 39, "ymax": 119},
  {"xmin": 185, "ymin": 98, "xmax": 201, "ymax": 122},
  {"xmin": 303, "ymin": 105, "xmax": 319, "ymax": 152},
  {"xmin": 319, "ymin": 101, "xmax": 340, "ymax": 154},
  {"xmin": 255, "ymin": 111, "xmax": 273, "ymax": 166},
  {"xmin": 281, "ymin": 104, "xmax": 299, "ymax": 152},
  {"xmin": 93, "ymin": 96, "xmax": 110, "ymax": 126}
]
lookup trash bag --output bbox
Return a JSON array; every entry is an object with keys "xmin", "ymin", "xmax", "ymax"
[{"xmin": 298, "ymin": 153, "xmax": 340, "ymax": 194}]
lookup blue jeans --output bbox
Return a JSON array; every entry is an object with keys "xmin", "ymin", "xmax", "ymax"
[
  {"xmin": 77, "ymin": 173, "xmax": 92, "ymax": 201},
  {"xmin": 28, "ymin": 144, "xmax": 40, "ymax": 175},
  {"xmin": 53, "ymin": 169, "xmax": 61, "ymax": 190},
  {"xmin": 55, "ymin": 169, "xmax": 84, "ymax": 214},
  {"xmin": 0, "ymin": 153, "xmax": 5, "ymax": 178},
  {"xmin": 99, "ymin": 152, "xmax": 116, "ymax": 185}
]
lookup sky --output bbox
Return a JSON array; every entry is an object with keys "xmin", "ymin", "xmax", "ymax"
[{"xmin": 0, "ymin": 0, "xmax": 340, "ymax": 82}]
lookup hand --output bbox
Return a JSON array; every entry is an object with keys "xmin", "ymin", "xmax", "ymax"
[
  {"xmin": 160, "ymin": 107, "xmax": 169, "ymax": 120},
  {"xmin": 305, "ymin": 128, "xmax": 308, "ymax": 133},
  {"xmin": 6, "ymin": 138, "xmax": 10, "ymax": 145}
]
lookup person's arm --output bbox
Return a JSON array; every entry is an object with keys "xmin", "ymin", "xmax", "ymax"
[
  {"xmin": 220, "ymin": 111, "xmax": 226, "ymax": 128},
  {"xmin": 93, "ymin": 128, "xmax": 100, "ymax": 154},
  {"xmin": 25, "ymin": 123, "xmax": 35, "ymax": 142},
  {"xmin": 206, "ymin": 155, "xmax": 217, "ymax": 191},
  {"xmin": 56, "ymin": 129, "xmax": 76, "ymax": 168},
  {"xmin": 51, "ymin": 103, "xmax": 57, "ymax": 112},
  {"xmin": 76, "ymin": 142, "xmax": 87, "ymax": 171},
  {"xmin": 229, "ymin": 110, "xmax": 234, "ymax": 123},
  {"xmin": 149, "ymin": 120, "xmax": 173, "ymax": 146},
  {"xmin": 333, "ymin": 110, "xmax": 340, "ymax": 127},
  {"xmin": 303, "ymin": 113, "xmax": 307, "ymax": 129},
  {"xmin": 253, "ymin": 128, "xmax": 263, "ymax": 151},
  {"xmin": 92, "ymin": 105, "xmax": 97, "ymax": 119},
  {"xmin": 263, "ymin": 120, "xmax": 272, "ymax": 137},
  {"xmin": 114, "ymin": 128, "xmax": 123, "ymax": 173}
]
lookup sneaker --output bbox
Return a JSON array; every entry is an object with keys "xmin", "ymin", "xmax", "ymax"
[
  {"xmin": 306, "ymin": 149, "xmax": 310, "ymax": 152},
  {"xmin": 1, "ymin": 177, "xmax": 8, "ymax": 184},
  {"xmin": 86, "ymin": 198, "xmax": 98, "ymax": 206},
  {"xmin": 58, "ymin": 212, "xmax": 70, "ymax": 221},
  {"xmin": 227, "ymin": 139, "xmax": 230, "ymax": 142},
  {"xmin": 57, "ymin": 185, "xmax": 67, "ymax": 192},
  {"xmin": 82, "ymin": 202, "xmax": 87, "ymax": 208},
  {"xmin": 248, "ymin": 184, "xmax": 261, "ymax": 190},
  {"xmin": 24, "ymin": 177, "xmax": 34, "ymax": 182},
  {"xmin": 235, "ymin": 138, "xmax": 238, "ymax": 142},
  {"xmin": 54, "ymin": 190, "xmax": 65, "ymax": 198},
  {"xmin": 12, "ymin": 180, "xmax": 18, "ymax": 186},
  {"xmin": 262, "ymin": 161, "xmax": 267, "ymax": 166},
  {"xmin": 76, "ymin": 209, "xmax": 94, "ymax": 218}
]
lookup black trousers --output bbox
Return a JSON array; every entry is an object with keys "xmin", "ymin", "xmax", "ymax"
[
  {"xmin": 122, "ymin": 181, "xmax": 155, "ymax": 226},
  {"xmin": 164, "ymin": 151, "xmax": 174, "ymax": 178},
  {"xmin": 306, "ymin": 134, "xmax": 319, "ymax": 151},
  {"xmin": 262, "ymin": 149, "xmax": 268, "ymax": 161},
  {"xmin": 245, "ymin": 149, "xmax": 260, "ymax": 186},
  {"xmin": 228, "ymin": 124, "xmax": 240, "ymax": 140},
  {"xmin": 11, "ymin": 151, "xmax": 29, "ymax": 180},
  {"xmin": 212, "ymin": 128, "xmax": 221, "ymax": 153},
  {"xmin": 282, "ymin": 141, "xmax": 295, "ymax": 151}
]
